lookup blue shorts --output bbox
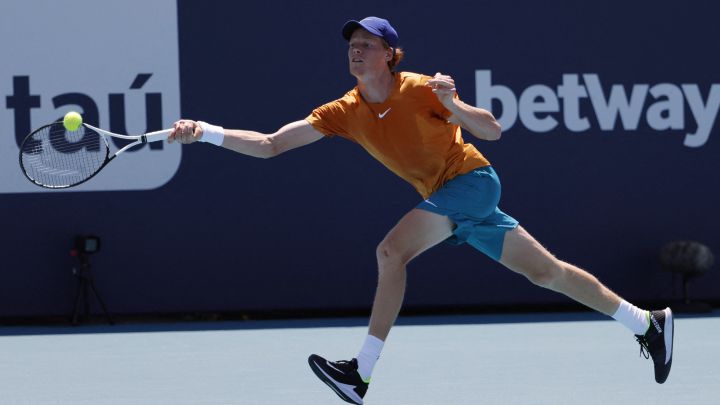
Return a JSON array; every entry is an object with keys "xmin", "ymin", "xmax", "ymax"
[{"xmin": 416, "ymin": 166, "xmax": 518, "ymax": 261}]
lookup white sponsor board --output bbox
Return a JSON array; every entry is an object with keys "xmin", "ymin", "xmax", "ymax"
[{"xmin": 0, "ymin": 0, "xmax": 181, "ymax": 193}]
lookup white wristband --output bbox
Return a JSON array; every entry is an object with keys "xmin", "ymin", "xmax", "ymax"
[{"xmin": 198, "ymin": 121, "xmax": 225, "ymax": 146}]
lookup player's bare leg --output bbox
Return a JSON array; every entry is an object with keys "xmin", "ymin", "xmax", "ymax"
[
  {"xmin": 308, "ymin": 209, "xmax": 452, "ymax": 404},
  {"xmin": 498, "ymin": 225, "xmax": 674, "ymax": 383},
  {"xmin": 498, "ymin": 225, "xmax": 621, "ymax": 314},
  {"xmin": 368, "ymin": 208, "xmax": 454, "ymax": 340}
]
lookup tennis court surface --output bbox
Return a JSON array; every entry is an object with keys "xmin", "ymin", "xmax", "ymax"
[{"xmin": 1, "ymin": 311, "xmax": 717, "ymax": 404}]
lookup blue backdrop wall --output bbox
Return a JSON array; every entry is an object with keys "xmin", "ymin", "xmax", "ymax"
[{"xmin": 1, "ymin": 0, "xmax": 718, "ymax": 317}]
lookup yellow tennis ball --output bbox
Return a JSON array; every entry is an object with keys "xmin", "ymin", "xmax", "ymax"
[{"xmin": 63, "ymin": 111, "xmax": 83, "ymax": 131}]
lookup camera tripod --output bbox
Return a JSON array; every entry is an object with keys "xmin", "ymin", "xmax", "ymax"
[{"xmin": 71, "ymin": 252, "xmax": 114, "ymax": 325}]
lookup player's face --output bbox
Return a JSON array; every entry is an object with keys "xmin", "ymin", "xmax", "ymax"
[{"xmin": 348, "ymin": 29, "xmax": 392, "ymax": 78}]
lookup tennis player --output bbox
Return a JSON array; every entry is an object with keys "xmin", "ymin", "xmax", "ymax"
[{"xmin": 171, "ymin": 17, "xmax": 674, "ymax": 404}]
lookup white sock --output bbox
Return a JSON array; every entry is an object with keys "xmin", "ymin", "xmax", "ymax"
[
  {"xmin": 356, "ymin": 335, "xmax": 384, "ymax": 382},
  {"xmin": 611, "ymin": 300, "xmax": 650, "ymax": 335}
]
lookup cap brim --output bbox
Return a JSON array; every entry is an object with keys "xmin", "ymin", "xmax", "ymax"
[{"xmin": 342, "ymin": 20, "xmax": 362, "ymax": 40}]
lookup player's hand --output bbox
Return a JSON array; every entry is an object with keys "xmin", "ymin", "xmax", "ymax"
[
  {"xmin": 427, "ymin": 72, "xmax": 457, "ymax": 108},
  {"xmin": 169, "ymin": 119, "xmax": 203, "ymax": 144}
]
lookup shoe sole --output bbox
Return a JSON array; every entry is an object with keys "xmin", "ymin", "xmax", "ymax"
[
  {"xmin": 657, "ymin": 307, "xmax": 674, "ymax": 384},
  {"xmin": 664, "ymin": 307, "xmax": 673, "ymax": 365},
  {"xmin": 308, "ymin": 356, "xmax": 364, "ymax": 405}
]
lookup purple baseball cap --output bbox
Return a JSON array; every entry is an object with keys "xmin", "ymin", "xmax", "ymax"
[{"xmin": 342, "ymin": 16, "xmax": 399, "ymax": 47}]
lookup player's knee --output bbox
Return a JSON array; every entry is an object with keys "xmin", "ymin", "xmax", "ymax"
[
  {"xmin": 524, "ymin": 260, "xmax": 563, "ymax": 288},
  {"xmin": 376, "ymin": 239, "xmax": 407, "ymax": 268}
]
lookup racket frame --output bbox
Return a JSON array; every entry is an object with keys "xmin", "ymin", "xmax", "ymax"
[{"xmin": 19, "ymin": 122, "xmax": 173, "ymax": 189}]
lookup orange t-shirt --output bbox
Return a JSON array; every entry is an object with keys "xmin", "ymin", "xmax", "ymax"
[{"xmin": 306, "ymin": 71, "xmax": 490, "ymax": 199}]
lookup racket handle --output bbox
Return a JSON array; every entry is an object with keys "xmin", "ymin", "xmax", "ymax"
[{"xmin": 144, "ymin": 128, "xmax": 173, "ymax": 143}]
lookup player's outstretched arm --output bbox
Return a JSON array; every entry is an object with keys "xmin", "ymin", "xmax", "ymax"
[{"xmin": 170, "ymin": 119, "xmax": 324, "ymax": 158}]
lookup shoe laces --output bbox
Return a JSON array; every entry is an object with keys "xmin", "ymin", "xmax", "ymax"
[
  {"xmin": 333, "ymin": 359, "xmax": 356, "ymax": 370},
  {"xmin": 635, "ymin": 335, "xmax": 650, "ymax": 360}
]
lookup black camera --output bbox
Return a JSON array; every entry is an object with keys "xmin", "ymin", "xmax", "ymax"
[{"xmin": 74, "ymin": 235, "xmax": 101, "ymax": 254}]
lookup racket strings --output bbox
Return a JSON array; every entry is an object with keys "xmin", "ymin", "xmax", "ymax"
[{"xmin": 20, "ymin": 123, "xmax": 108, "ymax": 188}]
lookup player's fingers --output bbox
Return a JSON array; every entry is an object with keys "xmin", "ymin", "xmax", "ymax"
[
  {"xmin": 172, "ymin": 120, "xmax": 193, "ymax": 143},
  {"xmin": 181, "ymin": 122, "xmax": 192, "ymax": 137},
  {"xmin": 175, "ymin": 122, "xmax": 185, "ymax": 143},
  {"xmin": 193, "ymin": 124, "xmax": 203, "ymax": 140},
  {"xmin": 429, "ymin": 75, "xmax": 453, "ymax": 82},
  {"xmin": 169, "ymin": 122, "xmax": 180, "ymax": 142},
  {"xmin": 176, "ymin": 121, "xmax": 186, "ymax": 134},
  {"xmin": 427, "ymin": 79, "xmax": 455, "ymax": 89},
  {"xmin": 183, "ymin": 124, "xmax": 193, "ymax": 143},
  {"xmin": 172, "ymin": 120, "xmax": 200, "ymax": 144}
]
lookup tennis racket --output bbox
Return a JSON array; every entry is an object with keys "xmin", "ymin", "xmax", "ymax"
[{"xmin": 19, "ymin": 121, "xmax": 172, "ymax": 189}]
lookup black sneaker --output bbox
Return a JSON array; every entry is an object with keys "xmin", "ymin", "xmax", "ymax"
[
  {"xmin": 635, "ymin": 307, "xmax": 674, "ymax": 383},
  {"xmin": 308, "ymin": 354, "xmax": 368, "ymax": 404}
]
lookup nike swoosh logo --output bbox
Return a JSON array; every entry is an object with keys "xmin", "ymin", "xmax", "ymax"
[
  {"xmin": 378, "ymin": 108, "xmax": 391, "ymax": 119},
  {"xmin": 326, "ymin": 361, "xmax": 343, "ymax": 373}
]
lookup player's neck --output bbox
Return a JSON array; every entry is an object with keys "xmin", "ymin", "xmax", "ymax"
[{"xmin": 357, "ymin": 70, "xmax": 395, "ymax": 103}]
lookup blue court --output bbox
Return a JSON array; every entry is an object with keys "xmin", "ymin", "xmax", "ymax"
[{"xmin": 1, "ymin": 312, "xmax": 717, "ymax": 405}]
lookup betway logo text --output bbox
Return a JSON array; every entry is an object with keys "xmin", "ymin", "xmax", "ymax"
[{"xmin": 475, "ymin": 70, "xmax": 719, "ymax": 147}]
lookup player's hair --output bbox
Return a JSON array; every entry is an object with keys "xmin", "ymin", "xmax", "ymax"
[{"xmin": 389, "ymin": 47, "xmax": 404, "ymax": 70}]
